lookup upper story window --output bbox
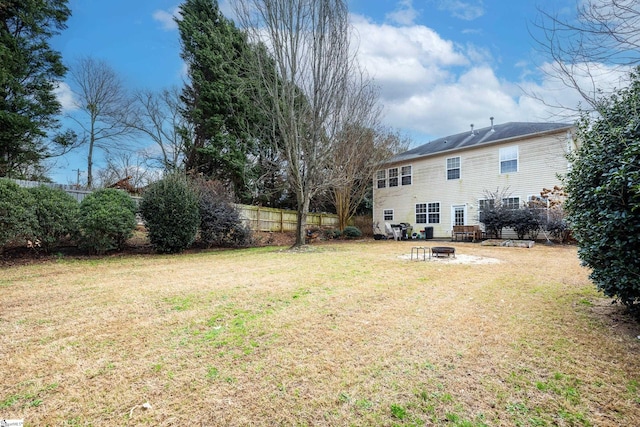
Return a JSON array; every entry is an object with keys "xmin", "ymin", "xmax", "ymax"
[
  {"xmin": 447, "ymin": 157, "xmax": 460, "ymax": 180},
  {"xmin": 500, "ymin": 146, "xmax": 518, "ymax": 174},
  {"xmin": 376, "ymin": 170, "xmax": 386, "ymax": 189},
  {"xmin": 376, "ymin": 165, "xmax": 412, "ymax": 188},
  {"xmin": 401, "ymin": 165, "xmax": 412, "ymax": 185},
  {"xmin": 388, "ymin": 167, "xmax": 399, "ymax": 187}
]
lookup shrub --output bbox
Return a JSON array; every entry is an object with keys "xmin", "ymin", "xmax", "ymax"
[
  {"xmin": 479, "ymin": 209, "xmax": 508, "ymax": 238},
  {"xmin": 28, "ymin": 185, "xmax": 79, "ymax": 252},
  {"xmin": 342, "ymin": 225, "xmax": 362, "ymax": 238},
  {"xmin": 0, "ymin": 179, "xmax": 36, "ymax": 252},
  {"xmin": 545, "ymin": 216, "xmax": 571, "ymax": 243},
  {"xmin": 140, "ymin": 174, "xmax": 200, "ymax": 253},
  {"xmin": 196, "ymin": 180, "xmax": 252, "ymax": 248},
  {"xmin": 322, "ymin": 228, "xmax": 341, "ymax": 239},
  {"xmin": 566, "ymin": 68, "xmax": 640, "ymax": 306},
  {"xmin": 77, "ymin": 188, "xmax": 137, "ymax": 255},
  {"xmin": 508, "ymin": 208, "xmax": 541, "ymax": 240}
]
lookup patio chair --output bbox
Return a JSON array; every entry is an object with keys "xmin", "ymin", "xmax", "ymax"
[{"xmin": 385, "ymin": 222, "xmax": 401, "ymax": 241}]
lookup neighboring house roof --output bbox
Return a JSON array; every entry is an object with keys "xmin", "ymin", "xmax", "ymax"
[{"xmin": 387, "ymin": 122, "xmax": 573, "ymax": 165}]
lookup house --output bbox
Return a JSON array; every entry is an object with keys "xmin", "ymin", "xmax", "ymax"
[{"xmin": 373, "ymin": 120, "xmax": 576, "ymax": 239}]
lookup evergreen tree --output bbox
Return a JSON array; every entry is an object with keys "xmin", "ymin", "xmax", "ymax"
[
  {"xmin": 0, "ymin": 0, "xmax": 75, "ymax": 179},
  {"xmin": 177, "ymin": 0, "xmax": 268, "ymax": 202}
]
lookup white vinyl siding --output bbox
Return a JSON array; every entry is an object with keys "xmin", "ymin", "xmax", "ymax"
[{"xmin": 372, "ymin": 128, "xmax": 573, "ymax": 239}]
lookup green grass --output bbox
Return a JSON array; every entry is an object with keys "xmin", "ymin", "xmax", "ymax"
[{"xmin": 1, "ymin": 242, "xmax": 639, "ymax": 426}]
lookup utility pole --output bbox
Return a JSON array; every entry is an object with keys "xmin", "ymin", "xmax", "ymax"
[{"xmin": 72, "ymin": 169, "xmax": 84, "ymax": 188}]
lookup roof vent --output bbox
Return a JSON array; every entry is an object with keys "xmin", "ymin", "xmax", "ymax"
[
  {"xmin": 470, "ymin": 124, "xmax": 475, "ymax": 135},
  {"xmin": 490, "ymin": 117, "xmax": 495, "ymax": 132}
]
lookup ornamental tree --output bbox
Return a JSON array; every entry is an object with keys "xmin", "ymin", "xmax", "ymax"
[{"xmin": 566, "ymin": 68, "xmax": 640, "ymax": 307}]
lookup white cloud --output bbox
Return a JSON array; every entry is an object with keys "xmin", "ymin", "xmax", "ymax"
[
  {"xmin": 349, "ymin": 15, "xmax": 623, "ymax": 143},
  {"xmin": 152, "ymin": 7, "xmax": 180, "ymax": 31},
  {"xmin": 386, "ymin": 0, "xmax": 420, "ymax": 26},
  {"xmin": 54, "ymin": 81, "xmax": 77, "ymax": 113},
  {"xmin": 437, "ymin": 0, "xmax": 485, "ymax": 21}
]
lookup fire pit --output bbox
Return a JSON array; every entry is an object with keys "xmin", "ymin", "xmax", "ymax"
[{"xmin": 431, "ymin": 246, "xmax": 456, "ymax": 258}]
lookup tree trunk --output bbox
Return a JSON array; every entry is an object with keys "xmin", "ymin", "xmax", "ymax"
[{"xmin": 294, "ymin": 191, "xmax": 310, "ymax": 247}]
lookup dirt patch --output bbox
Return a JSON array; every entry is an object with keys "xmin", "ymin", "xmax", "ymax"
[{"xmin": 398, "ymin": 252, "xmax": 502, "ymax": 264}]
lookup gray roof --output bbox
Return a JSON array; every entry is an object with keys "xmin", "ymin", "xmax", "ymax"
[{"xmin": 388, "ymin": 122, "xmax": 573, "ymax": 164}]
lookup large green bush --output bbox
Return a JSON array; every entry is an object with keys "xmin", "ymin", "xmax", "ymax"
[
  {"xmin": 77, "ymin": 188, "xmax": 137, "ymax": 255},
  {"xmin": 509, "ymin": 208, "xmax": 541, "ymax": 240},
  {"xmin": 196, "ymin": 180, "xmax": 251, "ymax": 248},
  {"xmin": 0, "ymin": 179, "xmax": 36, "ymax": 252},
  {"xmin": 479, "ymin": 209, "xmax": 509, "ymax": 239},
  {"xmin": 342, "ymin": 225, "xmax": 362, "ymax": 239},
  {"xmin": 140, "ymin": 174, "xmax": 200, "ymax": 253},
  {"xmin": 28, "ymin": 185, "xmax": 79, "ymax": 252},
  {"xmin": 566, "ymin": 68, "xmax": 640, "ymax": 307}
]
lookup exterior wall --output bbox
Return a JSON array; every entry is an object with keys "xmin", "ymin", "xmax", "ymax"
[{"xmin": 373, "ymin": 130, "xmax": 574, "ymax": 239}]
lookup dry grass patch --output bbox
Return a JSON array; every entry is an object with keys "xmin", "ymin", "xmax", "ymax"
[{"xmin": 1, "ymin": 242, "xmax": 639, "ymax": 426}]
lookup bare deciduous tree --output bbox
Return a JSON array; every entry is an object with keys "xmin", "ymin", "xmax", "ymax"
[
  {"xmin": 328, "ymin": 74, "xmax": 406, "ymax": 231},
  {"xmin": 533, "ymin": 0, "xmax": 640, "ymax": 111},
  {"xmin": 95, "ymin": 152, "xmax": 161, "ymax": 190},
  {"xmin": 69, "ymin": 56, "xmax": 136, "ymax": 188},
  {"xmin": 234, "ymin": 0, "xmax": 358, "ymax": 247},
  {"xmin": 130, "ymin": 86, "xmax": 190, "ymax": 172}
]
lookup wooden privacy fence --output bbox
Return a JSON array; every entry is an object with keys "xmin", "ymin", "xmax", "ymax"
[{"xmin": 236, "ymin": 205, "xmax": 339, "ymax": 233}]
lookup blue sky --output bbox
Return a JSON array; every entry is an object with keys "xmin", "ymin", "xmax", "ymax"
[{"xmin": 49, "ymin": 0, "xmax": 597, "ymax": 184}]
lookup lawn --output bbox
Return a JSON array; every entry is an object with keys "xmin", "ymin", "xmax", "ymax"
[{"xmin": 1, "ymin": 241, "xmax": 639, "ymax": 426}]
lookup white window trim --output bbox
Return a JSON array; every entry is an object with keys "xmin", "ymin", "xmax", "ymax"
[
  {"xmin": 376, "ymin": 170, "xmax": 386, "ymax": 189},
  {"xmin": 388, "ymin": 167, "xmax": 399, "ymax": 187},
  {"xmin": 415, "ymin": 203, "xmax": 427, "ymax": 224},
  {"xmin": 499, "ymin": 145, "xmax": 519, "ymax": 174},
  {"xmin": 427, "ymin": 201, "xmax": 441, "ymax": 224},
  {"xmin": 383, "ymin": 209, "xmax": 394, "ymax": 221},
  {"xmin": 446, "ymin": 156, "xmax": 461, "ymax": 180},
  {"xmin": 501, "ymin": 196, "xmax": 521, "ymax": 210},
  {"xmin": 401, "ymin": 165, "xmax": 412, "ymax": 186}
]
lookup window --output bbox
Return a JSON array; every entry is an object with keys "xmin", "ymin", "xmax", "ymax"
[
  {"xmin": 401, "ymin": 165, "xmax": 412, "ymax": 185},
  {"xmin": 478, "ymin": 199, "xmax": 495, "ymax": 223},
  {"xmin": 502, "ymin": 197, "xmax": 520, "ymax": 210},
  {"xmin": 447, "ymin": 157, "xmax": 460, "ymax": 180},
  {"xmin": 415, "ymin": 203, "xmax": 427, "ymax": 223},
  {"xmin": 500, "ymin": 146, "xmax": 518, "ymax": 173},
  {"xmin": 383, "ymin": 209, "xmax": 394, "ymax": 221},
  {"xmin": 427, "ymin": 202, "xmax": 440, "ymax": 224},
  {"xmin": 376, "ymin": 170, "xmax": 386, "ymax": 189},
  {"xmin": 388, "ymin": 168, "xmax": 399, "ymax": 187}
]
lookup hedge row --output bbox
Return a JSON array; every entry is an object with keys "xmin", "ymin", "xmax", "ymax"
[
  {"xmin": 0, "ymin": 179, "xmax": 136, "ymax": 255},
  {"xmin": 0, "ymin": 175, "xmax": 253, "ymax": 256}
]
